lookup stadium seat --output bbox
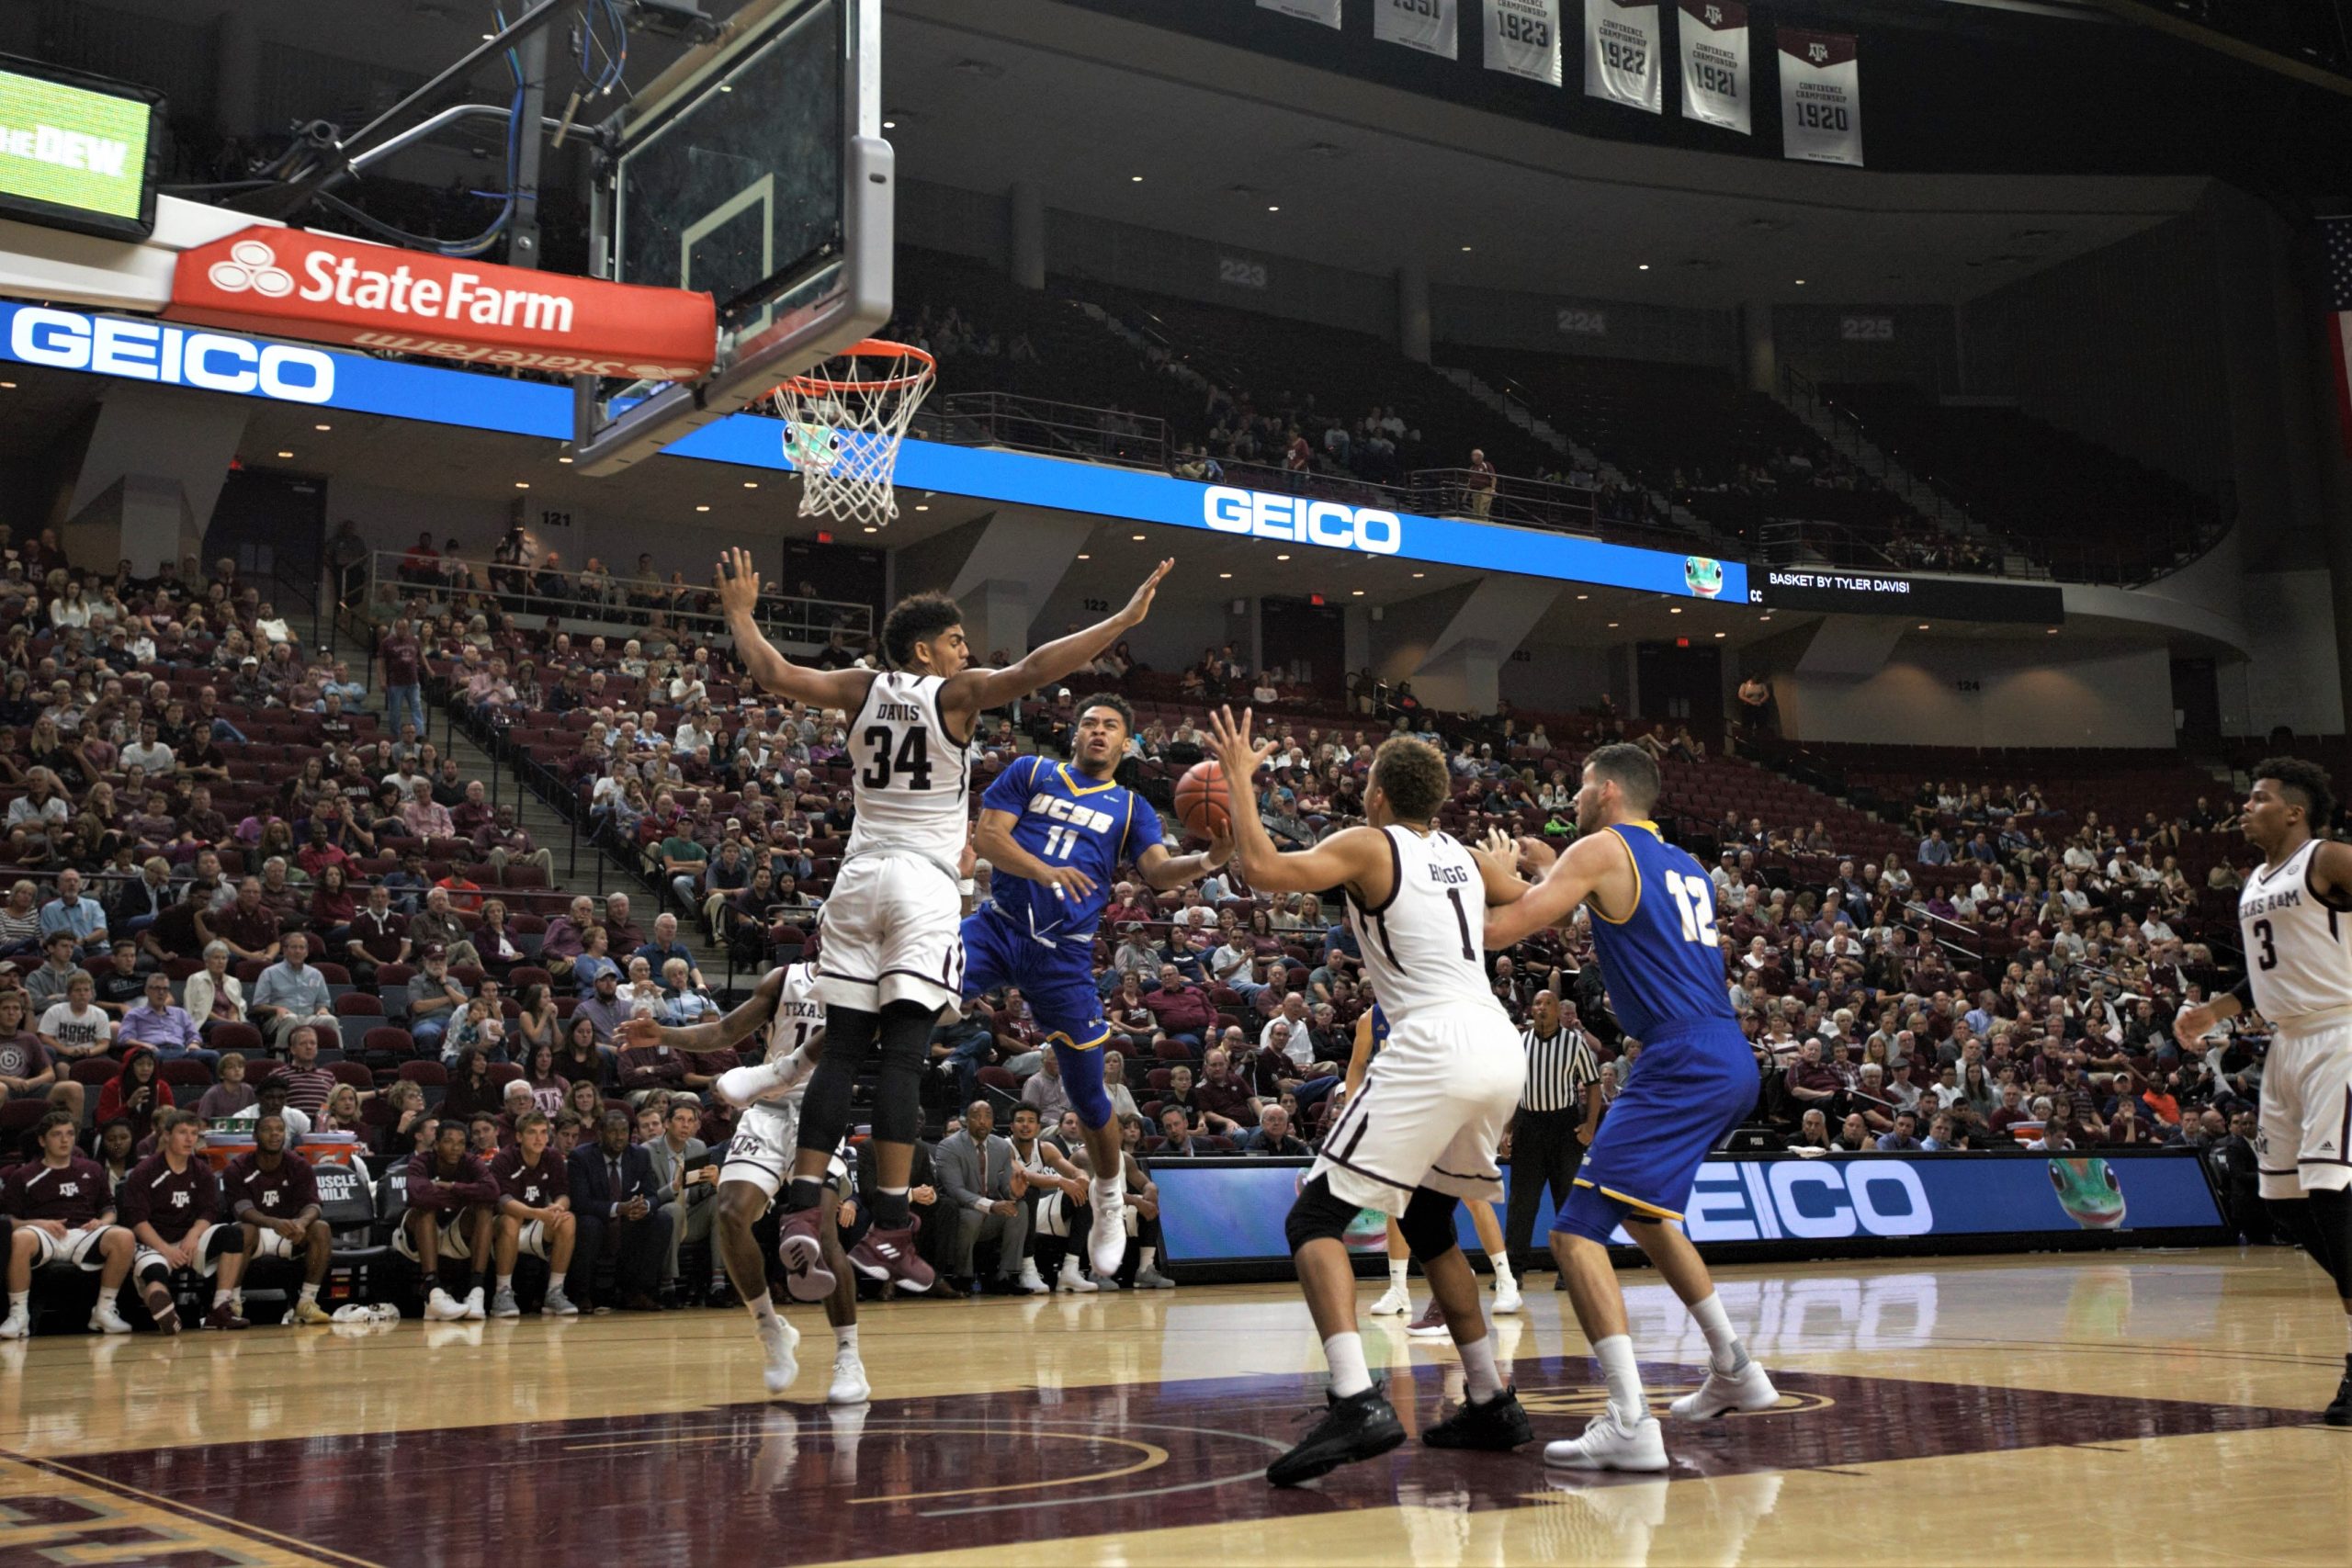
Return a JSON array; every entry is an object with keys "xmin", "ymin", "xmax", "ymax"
[
  {"xmin": 209, "ymin": 1023, "xmax": 266, "ymax": 1059},
  {"xmin": 157, "ymin": 1060, "xmax": 215, "ymax": 1093}
]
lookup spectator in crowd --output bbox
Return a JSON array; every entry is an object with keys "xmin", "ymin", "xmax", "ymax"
[
  {"xmin": 0, "ymin": 1110, "xmax": 138, "ymax": 1337},
  {"xmin": 118, "ymin": 970, "xmax": 212, "ymax": 1067},
  {"xmin": 936, "ymin": 1100, "xmax": 1045, "ymax": 1295},
  {"xmin": 251, "ymin": 931, "xmax": 335, "ymax": 1050},
  {"xmin": 568, "ymin": 1109, "xmax": 671, "ymax": 1312},
  {"xmin": 181, "ymin": 942, "xmax": 248, "ymax": 1035},
  {"xmin": 646, "ymin": 1100, "xmax": 723, "ymax": 1305},
  {"xmin": 224, "ymin": 1112, "xmax": 334, "ymax": 1325},
  {"xmin": 403, "ymin": 1117, "xmax": 500, "ymax": 1322}
]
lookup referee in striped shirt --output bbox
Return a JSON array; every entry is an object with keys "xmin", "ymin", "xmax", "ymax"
[{"xmin": 1505, "ymin": 989, "xmax": 1602, "ymax": 1271}]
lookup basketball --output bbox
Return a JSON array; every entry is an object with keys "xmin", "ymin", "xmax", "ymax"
[{"xmin": 1173, "ymin": 759, "xmax": 1231, "ymax": 839}]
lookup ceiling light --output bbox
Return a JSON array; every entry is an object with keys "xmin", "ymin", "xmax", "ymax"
[
  {"xmin": 695, "ymin": 504, "xmax": 711, "ymax": 513},
  {"xmin": 2046, "ymin": 626, "xmax": 2059, "ymax": 635},
  {"xmin": 1076, "ymin": 553, "xmax": 1091, "ymax": 560},
  {"xmin": 1131, "ymin": 533, "xmax": 1146, "ymax": 541},
  {"xmin": 1411, "ymin": 571, "xmax": 1424, "ymax": 578},
  {"xmin": 1793, "ymin": 279, "xmax": 1806, "ymax": 287},
  {"xmin": 718, "ymin": 84, "xmax": 732, "ymax": 93},
  {"xmin": 1351, "ymin": 589, "xmax": 1364, "ymax": 596},
  {"xmin": 314, "ymin": 423, "xmax": 331, "ymax": 431},
  {"xmin": 914, "ymin": 504, "xmax": 929, "ymax": 513},
  {"xmin": 742, "ymin": 480, "xmax": 757, "ymax": 489},
  {"xmin": 1668, "ymin": 606, "xmax": 1682, "ymax": 614},
  {"xmin": 0, "ymin": 380, "xmax": 15, "ymax": 389},
  {"xmin": 1267, "ymin": 205, "xmax": 1280, "ymax": 213},
  {"xmin": 1131, "ymin": 175, "xmax": 1143, "ymax": 183},
  {"xmin": 1219, "ymin": 572, "xmax": 1232, "ymax": 580},
  {"xmin": 1759, "ymin": 615, "xmax": 1772, "ymax": 622},
  {"xmin": 864, "ymin": 525, "xmax": 878, "ymax": 534},
  {"xmin": 514, "ymin": 481, "xmax": 529, "ymax": 489},
  {"xmin": 481, "ymin": 32, "xmax": 494, "ymax": 40},
  {"xmin": 1575, "ymin": 593, "xmax": 1588, "ymax": 601},
  {"xmin": 276, "ymin": 450, "xmax": 293, "ymax": 458},
  {"xmin": 1607, "ymin": 622, "xmax": 1620, "ymax": 628},
  {"xmin": 1637, "ymin": 264, "xmax": 1650, "ymax": 271},
  {"xmin": 1461, "ymin": 246, "xmax": 1473, "ymax": 253},
  {"xmin": 1713, "ymin": 631, "xmax": 1726, "ymax": 638},
  {"xmin": 1275, "ymin": 553, "xmax": 1290, "ymax": 560},
  {"xmin": 884, "ymin": 119, "xmax": 898, "ymax": 130},
  {"xmin": 558, "ymin": 456, "xmax": 573, "ymax": 464},
  {"xmin": 1917, "ymin": 623, "xmax": 1930, "ymax": 631}
]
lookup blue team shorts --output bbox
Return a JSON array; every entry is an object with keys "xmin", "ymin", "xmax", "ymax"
[
  {"xmin": 1555, "ymin": 1017, "xmax": 1758, "ymax": 1243},
  {"xmin": 959, "ymin": 909, "xmax": 1109, "ymax": 1050}
]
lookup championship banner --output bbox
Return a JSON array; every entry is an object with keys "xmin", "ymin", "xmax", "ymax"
[
  {"xmin": 1257, "ymin": 0, "xmax": 1342, "ymax": 27},
  {"xmin": 1777, "ymin": 28, "xmax": 1863, "ymax": 166},
  {"xmin": 1584, "ymin": 1, "xmax": 1662, "ymax": 114},
  {"xmin": 1375, "ymin": 0, "xmax": 1460, "ymax": 59},
  {"xmin": 1484, "ymin": 0, "xmax": 1564, "ymax": 85},
  {"xmin": 1678, "ymin": 0, "xmax": 1750, "ymax": 134}
]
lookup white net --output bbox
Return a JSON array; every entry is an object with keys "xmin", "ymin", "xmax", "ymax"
[{"xmin": 766, "ymin": 342, "xmax": 936, "ymax": 527}]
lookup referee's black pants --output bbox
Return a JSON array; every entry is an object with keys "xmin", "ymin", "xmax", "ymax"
[{"xmin": 1506, "ymin": 1108, "xmax": 1584, "ymax": 1269}]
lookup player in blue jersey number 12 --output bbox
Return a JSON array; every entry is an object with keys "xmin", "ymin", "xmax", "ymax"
[{"xmin": 963, "ymin": 694, "xmax": 1233, "ymax": 1285}]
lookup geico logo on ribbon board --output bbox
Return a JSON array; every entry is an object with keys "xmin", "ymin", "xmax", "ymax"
[
  {"xmin": 1202, "ymin": 485, "xmax": 1403, "ymax": 555},
  {"xmin": 8, "ymin": 306, "xmax": 334, "ymax": 402},
  {"xmin": 164, "ymin": 225, "xmax": 718, "ymax": 380}
]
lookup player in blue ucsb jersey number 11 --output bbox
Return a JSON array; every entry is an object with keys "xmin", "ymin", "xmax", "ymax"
[
  {"xmin": 965, "ymin": 693, "xmax": 1233, "ymax": 1281},
  {"xmin": 1475, "ymin": 742, "xmax": 1781, "ymax": 1474}
]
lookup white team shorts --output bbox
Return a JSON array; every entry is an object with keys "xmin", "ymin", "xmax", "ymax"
[
  {"xmin": 1307, "ymin": 1002, "xmax": 1524, "ymax": 1216},
  {"xmin": 815, "ymin": 852, "xmax": 967, "ymax": 1012},
  {"xmin": 514, "ymin": 1219, "xmax": 551, "ymax": 1260},
  {"xmin": 2256, "ymin": 1013, "xmax": 2352, "ymax": 1200},
  {"xmin": 719, "ymin": 1102, "xmax": 798, "ymax": 1201},
  {"xmin": 134, "ymin": 1222, "xmax": 231, "ymax": 1279},
  {"xmin": 28, "ymin": 1225, "xmax": 118, "ymax": 1271},
  {"xmin": 393, "ymin": 1210, "xmax": 475, "ymax": 1262},
  {"xmin": 250, "ymin": 1226, "xmax": 302, "ymax": 1261}
]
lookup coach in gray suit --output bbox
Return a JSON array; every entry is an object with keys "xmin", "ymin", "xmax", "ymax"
[
  {"xmin": 935, "ymin": 1100, "xmax": 1041, "ymax": 1293},
  {"xmin": 646, "ymin": 1100, "xmax": 721, "ymax": 1301}
]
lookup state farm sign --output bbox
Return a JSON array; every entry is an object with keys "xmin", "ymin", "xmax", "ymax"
[{"xmin": 164, "ymin": 227, "xmax": 715, "ymax": 380}]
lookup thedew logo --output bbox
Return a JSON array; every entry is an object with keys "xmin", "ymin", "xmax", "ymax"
[
  {"xmin": 1202, "ymin": 486, "xmax": 1402, "ymax": 556},
  {"xmin": 7, "ymin": 305, "xmax": 334, "ymax": 403}
]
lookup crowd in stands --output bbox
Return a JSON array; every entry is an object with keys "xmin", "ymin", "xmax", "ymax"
[{"xmin": 0, "ymin": 523, "xmax": 2287, "ymax": 1331}]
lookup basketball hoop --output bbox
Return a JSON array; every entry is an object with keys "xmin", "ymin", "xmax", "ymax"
[{"xmin": 765, "ymin": 340, "xmax": 936, "ymax": 527}]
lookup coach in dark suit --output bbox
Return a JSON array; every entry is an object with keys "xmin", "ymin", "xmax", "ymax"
[{"xmin": 568, "ymin": 1110, "xmax": 673, "ymax": 1311}]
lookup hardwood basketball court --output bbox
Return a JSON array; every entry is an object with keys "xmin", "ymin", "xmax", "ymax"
[{"xmin": 1, "ymin": 1247, "xmax": 2345, "ymax": 1565}]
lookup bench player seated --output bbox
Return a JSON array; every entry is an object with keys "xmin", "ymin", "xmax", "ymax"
[
  {"xmin": 487, "ymin": 1111, "xmax": 581, "ymax": 1317},
  {"xmin": 224, "ymin": 1112, "xmax": 334, "ymax": 1325},
  {"xmin": 119, "ymin": 1109, "xmax": 248, "ymax": 1332},
  {"xmin": 401, "ymin": 1118, "xmax": 501, "ymax": 1322},
  {"xmin": 1, "ymin": 1111, "xmax": 137, "ymax": 1337}
]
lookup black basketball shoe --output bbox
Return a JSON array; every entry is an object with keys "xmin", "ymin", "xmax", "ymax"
[
  {"xmin": 1422, "ymin": 1385, "xmax": 1534, "ymax": 1451},
  {"xmin": 2324, "ymin": 1358, "xmax": 2352, "ymax": 1427},
  {"xmin": 1267, "ymin": 1382, "xmax": 1407, "ymax": 1487}
]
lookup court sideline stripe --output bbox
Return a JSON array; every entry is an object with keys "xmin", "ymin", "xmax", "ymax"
[{"xmin": 1, "ymin": 1448, "xmax": 386, "ymax": 1568}]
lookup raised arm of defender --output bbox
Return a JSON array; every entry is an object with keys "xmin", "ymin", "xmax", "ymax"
[
  {"xmin": 715, "ymin": 547, "xmax": 876, "ymax": 709},
  {"xmin": 942, "ymin": 559, "xmax": 1173, "ymax": 725}
]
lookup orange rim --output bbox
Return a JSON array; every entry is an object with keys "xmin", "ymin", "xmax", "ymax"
[{"xmin": 771, "ymin": 339, "xmax": 937, "ymax": 400}]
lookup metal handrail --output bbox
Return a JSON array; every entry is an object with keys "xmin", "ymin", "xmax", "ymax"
[
  {"xmin": 935, "ymin": 391, "xmax": 1171, "ymax": 470},
  {"xmin": 364, "ymin": 550, "xmax": 874, "ymax": 649}
]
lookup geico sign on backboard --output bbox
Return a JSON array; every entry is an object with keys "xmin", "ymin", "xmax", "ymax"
[
  {"xmin": 7, "ymin": 306, "xmax": 334, "ymax": 402},
  {"xmin": 1202, "ymin": 486, "xmax": 1402, "ymax": 555}
]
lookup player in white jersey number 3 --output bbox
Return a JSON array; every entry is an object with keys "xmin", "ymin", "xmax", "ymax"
[
  {"xmin": 716, "ymin": 547, "xmax": 1170, "ymax": 1311},
  {"xmin": 1206, "ymin": 707, "xmax": 1535, "ymax": 1486},
  {"xmin": 2174, "ymin": 758, "xmax": 2352, "ymax": 1427}
]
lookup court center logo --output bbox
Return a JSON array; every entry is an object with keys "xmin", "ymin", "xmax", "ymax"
[{"xmin": 206, "ymin": 240, "xmax": 294, "ymax": 299}]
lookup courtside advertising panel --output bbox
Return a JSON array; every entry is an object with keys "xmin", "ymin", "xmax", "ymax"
[{"xmin": 1155, "ymin": 1149, "xmax": 2225, "ymax": 1271}]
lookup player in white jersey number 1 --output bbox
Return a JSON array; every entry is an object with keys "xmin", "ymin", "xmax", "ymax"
[
  {"xmin": 2173, "ymin": 758, "xmax": 2352, "ymax": 1427},
  {"xmin": 715, "ymin": 547, "xmax": 1171, "ymax": 1306},
  {"xmin": 1205, "ymin": 707, "xmax": 1535, "ymax": 1486}
]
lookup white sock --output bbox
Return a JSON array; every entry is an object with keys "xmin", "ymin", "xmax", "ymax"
[
  {"xmin": 746, "ymin": 1291, "xmax": 778, "ymax": 1326},
  {"xmin": 1092, "ymin": 1177, "xmax": 1122, "ymax": 1203},
  {"xmin": 1388, "ymin": 1259, "xmax": 1408, "ymax": 1291},
  {"xmin": 1459, "ymin": 1332, "xmax": 1502, "ymax": 1404},
  {"xmin": 495, "ymin": 1274, "xmax": 513, "ymax": 1293},
  {"xmin": 6, "ymin": 1291, "xmax": 26, "ymax": 1314},
  {"xmin": 213, "ymin": 1289, "xmax": 233, "ymax": 1309},
  {"xmin": 1138, "ymin": 1247, "xmax": 1157, "ymax": 1271},
  {"xmin": 548, "ymin": 1271, "xmax": 565, "ymax": 1292},
  {"xmin": 1492, "ymin": 1254, "xmax": 1516, "ymax": 1291},
  {"xmin": 1689, "ymin": 1292, "xmax": 1747, "ymax": 1374},
  {"xmin": 1323, "ymin": 1330, "xmax": 1373, "ymax": 1399},
  {"xmin": 836, "ymin": 1323, "xmax": 859, "ymax": 1353},
  {"xmin": 299, "ymin": 1282, "xmax": 320, "ymax": 1304},
  {"xmin": 1595, "ymin": 1333, "xmax": 1646, "ymax": 1423}
]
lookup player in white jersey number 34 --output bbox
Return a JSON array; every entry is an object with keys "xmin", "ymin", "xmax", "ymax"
[
  {"xmin": 2174, "ymin": 758, "xmax": 2352, "ymax": 1427},
  {"xmin": 715, "ymin": 547, "xmax": 1170, "ymax": 1314},
  {"xmin": 1206, "ymin": 707, "xmax": 1535, "ymax": 1486}
]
